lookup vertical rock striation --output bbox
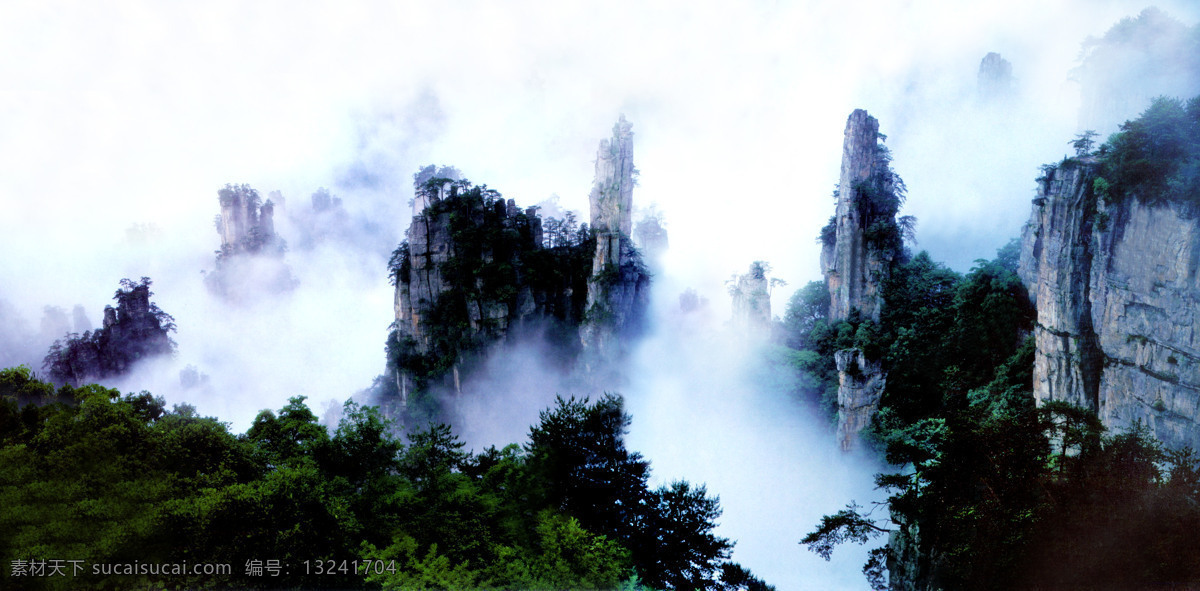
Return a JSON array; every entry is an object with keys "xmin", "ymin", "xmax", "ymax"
[
  {"xmin": 822, "ymin": 109, "xmax": 900, "ymax": 451},
  {"xmin": 822, "ymin": 109, "xmax": 893, "ymax": 323},
  {"xmin": 834, "ymin": 349, "xmax": 887, "ymax": 452},
  {"xmin": 382, "ymin": 119, "xmax": 650, "ymax": 423},
  {"xmin": 207, "ymin": 184, "xmax": 293, "ymax": 298},
  {"xmin": 389, "ymin": 181, "xmax": 560, "ymax": 408},
  {"xmin": 216, "ymin": 184, "xmax": 282, "ymax": 256},
  {"xmin": 580, "ymin": 116, "xmax": 650, "ymax": 375},
  {"xmin": 1020, "ymin": 161, "xmax": 1200, "ymax": 450}
]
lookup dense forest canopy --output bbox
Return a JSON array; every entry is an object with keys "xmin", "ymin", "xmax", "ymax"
[{"xmin": 0, "ymin": 366, "xmax": 773, "ymax": 590}]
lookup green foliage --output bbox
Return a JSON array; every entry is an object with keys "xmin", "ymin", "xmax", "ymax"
[
  {"xmin": 804, "ymin": 232, "xmax": 1200, "ymax": 589},
  {"xmin": 818, "ymin": 216, "xmax": 837, "ymax": 247},
  {"xmin": 527, "ymin": 394, "xmax": 743, "ymax": 591},
  {"xmin": 854, "ymin": 137, "xmax": 910, "ymax": 259},
  {"xmin": 0, "ymin": 371, "xmax": 763, "ymax": 589},
  {"xmin": 1072, "ymin": 130, "xmax": 1099, "ymax": 157},
  {"xmin": 1097, "ymin": 94, "xmax": 1200, "ymax": 210},
  {"xmin": 776, "ymin": 281, "xmax": 842, "ymax": 419},
  {"xmin": 384, "ymin": 177, "xmax": 597, "ymax": 414},
  {"xmin": 801, "ymin": 502, "xmax": 891, "ymax": 560},
  {"xmin": 42, "ymin": 277, "xmax": 177, "ymax": 386}
]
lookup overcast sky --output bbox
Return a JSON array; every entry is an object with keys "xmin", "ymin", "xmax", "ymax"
[
  {"xmin": 2, "ymin": 2, "xmax": 1198, "ymax": 588},
  {"xmin": 5, "ymin": 1, "xmax": 1197, "ymax": 306}
]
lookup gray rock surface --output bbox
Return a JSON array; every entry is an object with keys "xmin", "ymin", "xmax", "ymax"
[
  {"xmin": 834, "ymin": 349, "xmax": 887, "ymax": 452},
  {"xmin": 822, "ymin": 109, "xmax": 895, "ymax": 451},
  {"xmin": 977, "ymin": 52, "xmax": 1014, "ymax": 100},
  {"xmin": 822, "ymin": 109, "xmax": 891, "ymax": 323},
  {"xmin": 1020, "ymin": 161, "xmax": 1200, "ymax": 449},
  {"xmin": 581, "ymin": 116, "xmax": 650, "ymax": 375},
  {"xmin": 391, "ymin": 190, "xmax": 543, "ymax": 404}
]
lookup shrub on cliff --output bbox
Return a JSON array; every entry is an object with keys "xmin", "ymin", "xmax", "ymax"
[
  {"xmin": 42, "ymin": 277, "xmax": 176, "ymax": 386},
  {"xmin": 1097, "ymin": 94, "xmax": 1200, "ymax": 209}
]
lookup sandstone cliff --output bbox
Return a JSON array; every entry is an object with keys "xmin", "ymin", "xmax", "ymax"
[
  {"xmin": 821, "ymin": 109, "xmax": 902, "ymax": 451},
  {"xmin": 382, "ymin": 119, "xmax": 649, "ymax": 422},
  {"xmin": 206, "ymin": 184, "xmax": 295, "ymax": 298},
  {"xmin": 1019, "ymin": 160, "xmax": 1200, "ymax": 450},
  {"xmin": 216, "ymin": 183, "xmax": 283, "ymax": 256},
  {"xmin": 822, "ymin": 109, "xmax": 897, "ymax": 323},
  {"xmin": 580, "ymin": 116, "xmax": 650, "ymax": 374},
  {"xmin": 388, "ymin": 181, "xmax": 568, "ymax": 408},
  {"xmin": 833, "ymin": 349, "xmax": 887, "ymax": 452}
]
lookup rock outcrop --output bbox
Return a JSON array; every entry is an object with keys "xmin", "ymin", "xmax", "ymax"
[
  {"xmin": 388, "ymin": 181, "xmax": 566, "ymax": 408},
  {"xmin": 729, "ymin": 262, "xmax": 772, "ymax": 335},
  {"xmin": 216, "ymin": 184, "xmax": 282, "ymax": 256},
  {"xmin": 977, "ymin": 52, "xmax": 1014, "ymax": 101},
  {"xmin": 834, "ymin": 349, "xmax": 887, "ymax": 452},
  {"xmin": 580, "ymin": 116, "xmax": 650, "ymax": 373},
  {"xmin": 42, "ymin": 277, "xmax": 176, "ymax": 386},
  {"xmin": 1019, "ymin": 161, "xmax": 1200, "ymax": 450},
  {"xmin": 821, "ymin": 109, "xmax": 902, "ymax": 451},
  {"xmin": 382, "ymin": 119, "xmax": 650, "ymax": 423},
  {"xmin": 206, "ymin": 184, "xmax": 294, "ymax": 298},
  {"xmin": 821, "ymin": 109, "xmax": 894, "ymax": 323}
]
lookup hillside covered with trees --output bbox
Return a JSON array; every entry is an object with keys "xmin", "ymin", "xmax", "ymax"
[
  {"xmin": 0, "ymin": 366, "xmax": 771, "ymax": 590},
  {"xmin": 796, "ymin": 95, "xmax": 1200, "ymax": 590}
]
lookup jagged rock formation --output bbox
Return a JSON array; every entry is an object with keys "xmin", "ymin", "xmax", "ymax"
[
  {"xmin": 42, "ymin": 278, "xmax": 176, "ymax": 386},
  {"xmin": 384, "ymin": 175, "xmax": 593, "ymax": 421},
  {"xmin": 216, "ymin": 184, "xmax": 282, "ymax": 256},
  {"xmin": 729, "ymin": 262, "xmax": 772, "ymax": 335},
  {"xmin": 381, "ymin": 119, "xmax": 649, "ymax": 421},
  {"xmin": 821, "ymin": 109, "xmax": 897, "ymax": 323},
  {"xmin": 1019, "ymin": 161, "xmax": 1200, "ymax": 450},
  {"xmin": 977, "ymin": 52, "xmax": 1014, "ymax": 100},
  {"xmin": 382, "ymin": 120, "xmax": 649, "ymax": 422},
  {"xmin": 821, "ymin": 109, "xmax": 903, "ymax": 451},
  {"xmin": 580, "ymin": 116, "xmax": 650, "ymax": 372},
  {"xmin": 206, "ymin": 184, "xmax": 294, "ymax": 298}
]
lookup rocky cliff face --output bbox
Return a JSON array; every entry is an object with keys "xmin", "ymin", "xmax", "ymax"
[
  {"xmin": 1020, "ymin": 161, "xmax": 1200, "ymax": 450},
  {"xmin": 216, "ymin": 184, "xmax": 282, "ymax": 256},
  {"xmin": 834, "ymin": 349, "xmax": 887, "ymax": 452},
  {"xmin": 822, "ymin": 109, "xmax": 893, "ymax": 323},
  {"xmin": 385, "ymin": 117, "xmax": 649, "ymax": 419},
  {"xmin": 822, "ymin": 109, "xmax": 899, "ymax": 451},
  {"xmin": 206, "ymin": 184, "xmax": 294, "ymax": 298},
  {"xmin": 388, "ymin": 181, "xmax": 567, "ymax": 408},
  {"xmin": 580, "ymin": 116, "xmax": 650, "ymax": 374}
]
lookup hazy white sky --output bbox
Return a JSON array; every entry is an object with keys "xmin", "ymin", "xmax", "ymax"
[
  {"xmin": 2, "ymin": 2, "xmax": 1198, "ymax": 588},
  {"xmin": 5, "ymin": 1, "xmax": 1196, "ymax": 304}
]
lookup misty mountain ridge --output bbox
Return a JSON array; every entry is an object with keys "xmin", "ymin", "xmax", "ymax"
[{"xmin": 4, "ymin": 6, "xmax": 1200, "ymax": 590}]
